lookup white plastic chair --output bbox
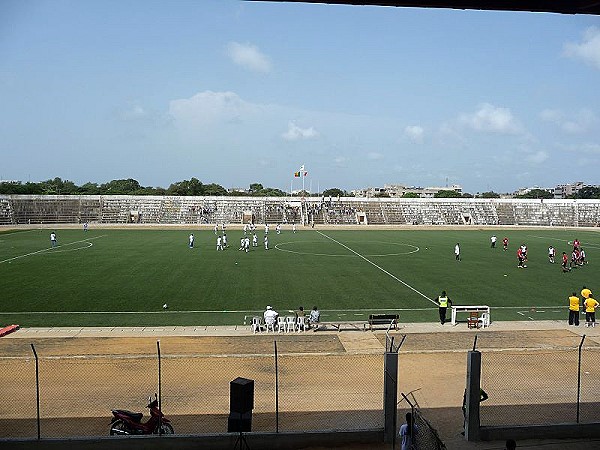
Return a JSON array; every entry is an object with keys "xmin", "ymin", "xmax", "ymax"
[
  {"xmin": 285, "ymin": 316, "xmax": 296, "ymax": 333},
  {"xmin": 479, "ymin": 312, "xmax": 490, "ymax": 328},
  {"xmin": 296, "ymin": 316, "xmax": 307, "ymax": 332},
  {"xmin": 277, "ymin": 316, "xmax": 286, "ymax": 332},
  {"xmin": 265, "ymin": 319, "xmax": 276, "ymax": 332},
  {"xmin": 251, "ymin": 316, "xmax": 263, "ymax": 334}
]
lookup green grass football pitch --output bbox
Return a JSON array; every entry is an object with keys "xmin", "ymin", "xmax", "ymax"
[{"xmin": 0, "ymin": 227, "xmax": 599, "ymax": 327}]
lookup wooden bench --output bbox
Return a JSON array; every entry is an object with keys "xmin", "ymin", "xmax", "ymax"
[
  {"xmin": 368, "ymin": 314, "xmax": 399, "ymax": 330},
  {"xmin": 318, "ymin": 321, "xmax": 368, "ymax": 332}
]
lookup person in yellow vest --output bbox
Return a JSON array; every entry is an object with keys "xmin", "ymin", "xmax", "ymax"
[
  {"xmin": 437, "ymin": 291, "xmax": 452, "ymax": 325},
  {"xmin": 581, "ymin": 286, "xmax": 592, "ymax": 300},
  {"xmin": 568, "ymin": 292, "xmax": 580, "ymax": 326},
  {"xmin": 584, "ymin": 296, "xmax": 599, "ymax": 328}
]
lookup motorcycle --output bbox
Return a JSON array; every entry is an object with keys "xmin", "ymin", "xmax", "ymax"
[{"xmin": 109, "ymin": 394, "xmax": 174, "ymax": 435}]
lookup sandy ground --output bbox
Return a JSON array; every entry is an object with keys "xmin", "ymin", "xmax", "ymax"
[{"xmin": 2, "ymin": 324, "xmax": 600, "ymax": 449}]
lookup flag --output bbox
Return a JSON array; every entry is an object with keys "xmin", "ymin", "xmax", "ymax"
[
  {"xmin": 299, "ymin": 165, "xmax": 305, "ymax": 171},
  {"xmin": 294, "ymin": 172, "xmax": 300, "ymax": 177},
  {"xmin": 303, "ymin": 172, "xmax": 308, "ymax": 176}
]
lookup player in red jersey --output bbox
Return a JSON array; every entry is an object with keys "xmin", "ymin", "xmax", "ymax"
[
  {"xmin": 503, "ymin": 237, "xmax": 509, "ymax": 251},
  {"xmin": 562, "ymin": 252, "xmax": 570, "ymax": 272}
]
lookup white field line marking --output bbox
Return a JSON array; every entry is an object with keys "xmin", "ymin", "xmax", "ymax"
[
  {"xmin": 44, "ymin": 242, "xmax": 93, "ymax": 254},
  {"xmin": 0, "ymin": 235, "xmax": 106, "ymax": 264},
  {"xmin": 0, "ymin": 306, "xmax": 568, "ymax": 315},
  {"xmin": 316, "ymin": 230, "xmax": 437, "ymax": 306},
  {"xmin": 0, "ymin": 229, "xmax": 38, "ymax": 237}
]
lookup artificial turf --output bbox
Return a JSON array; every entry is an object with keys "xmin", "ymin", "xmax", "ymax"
[{"xmin": 0, "ymin": 227, "xmax": 598, "ymax": 326}]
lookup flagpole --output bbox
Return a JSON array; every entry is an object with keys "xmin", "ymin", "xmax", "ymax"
[{"xmin": 302, "ymin": 164, "xmax": 305, "ymax": 193}]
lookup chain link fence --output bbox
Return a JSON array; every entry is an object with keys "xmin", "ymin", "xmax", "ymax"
[
  {"xmin": 480, "ymin": 338, "xmax": 600, "ymax": 427},
  {"xmin": 0, "ymin": 341, "xmax": 384, "ymax": 439}
]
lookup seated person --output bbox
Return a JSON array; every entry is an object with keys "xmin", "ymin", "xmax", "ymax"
[
  {"xmin": 263, "ymin": 305, "xmax": 278, "ymax": 326},
  {"xmin": 308, "ymin": 305, "xmax": 320, "ymax": 330}
]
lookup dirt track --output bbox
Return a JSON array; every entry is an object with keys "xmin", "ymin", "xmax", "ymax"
[{"xmin": 2, "ymin": 327, "xmax": 596, "ymax": 445}]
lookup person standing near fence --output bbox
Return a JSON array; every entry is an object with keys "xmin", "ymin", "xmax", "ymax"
[
  {"xmin": 584, "ymin": 295, "xmax": 599, "ymax": 327},
  {"xmin": 437, "ymin": 291, "xmax": 452, "ymax": 325},
  {"xmin": 568, "ymin": 292, "xmax": 580, "ymax": 326},
  {"xmin": 399, "ymin": 412, "xmax": 416, "ymax": 450}
]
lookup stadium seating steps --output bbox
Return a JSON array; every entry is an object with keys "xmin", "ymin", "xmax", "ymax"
[{"xmin": 1, "ymin": 195, "xmax": 599, "ymax": 227}]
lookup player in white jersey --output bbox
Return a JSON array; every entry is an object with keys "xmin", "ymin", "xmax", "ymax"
[
  {"xmin": 189, "ymin": 233, "xmax": 194, "ymax": 248},
  {"xmin": 50, "ymin": 232, "xmax": 57, "ymax": 248},
  {"xmin": 276, "ymin": 224, "xmax": 281, "ymax": 234},
  {"xmin": 239, "ymin": 237, "xmax": 245, "ymax": 251},
  {"xmin": 213, "ymin": 224, "xmax": 218, "ymax": 235},
  {"xmin": 252, "ymin": 233, "xmax": 258, "ymax": 247},
  {"xmin": 264, "ymin": 235, "xmax": 269, "ymax": 250},
  {"xmin": 293, "ymin": 223, "xmax": 296, "ymax": 233},
  {"xmin": 222, "ymin": 233, "xmax": 227, "ymax": 248},
  {"xmin": 548, "ymin": 246, "xmax": 556, "ymax": 263},
  {"xmin": 243, "ymin": 223, "xmax": 248, "ymax": 235},
  {"xmin": 265, "ymin": 223, "xmax": 269, "ymax": 234},
  {"xmin": 244, "ymin": 236, "xmax": 250, "ymax": 252},
  {"xmin": 217, "ymin": 236, "xmax": 223, "ymax": 251}
]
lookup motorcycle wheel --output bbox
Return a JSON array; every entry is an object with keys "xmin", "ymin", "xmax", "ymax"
[
  {"xmin": 109, "ymin": 419, "xmax": 128, "ymax": 436},
  {"xmin": 158, "ymin": 423, "xmax": 174, "ymax": 435}
]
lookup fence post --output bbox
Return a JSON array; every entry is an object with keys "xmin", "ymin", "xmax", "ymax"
[
  {"xmin": 274, "ymin": 340, "xmax": 279, "ymax": 433},
  {"xmin": 157, "ymin": 340, "xmax": 162, "ymax": 433},
  {"xmin": 383, "ymin": 351, "xmax": 399, "ymax": 444},
  {"xmin": 465, "ymin": 350, "xmax": 482, "ymax": 441},
  {"xmin": 30, "ymin": 343, "xmax": 40, "ymax": 440},
  {"xmin": 577, "ymin": 334, "xmax": 586, "ymax": 423}
]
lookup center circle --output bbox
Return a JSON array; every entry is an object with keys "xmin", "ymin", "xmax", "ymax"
[{"xmin": 274, "ymin": 240, "xmax": 419, "ymax": 257}]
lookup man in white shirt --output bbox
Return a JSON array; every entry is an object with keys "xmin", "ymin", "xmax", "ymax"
[
  {"xmin": 455, "ymin": 243, "xmax": 460, "ymax": 261},
  {"xmin": 490, "ymin": 235, "xmax": 497, "ymax": 248},
  {"xmin": 50, "ymin": 232, "xmax": 57, "ymax": 248},
  {"xmin": 264, "ymin": 306, "xmax": 278, "ymax": 325},
  {"xmin": 217, "ymin": 236, "xmax": 223, "ymax": 251},
  {"xmin": 252, "ymin": 233, "xmax": 258, "ymax": 247},
  {"xmin": 293, "ymin": 223, "xmax": 296, "ymax": 233},
  {"xmin": 264, "ymin": 235, "xmax": 269, "ymax": 250},
  {"xmin": 244, "ymin": 236, "xmax": 250, "ymax": 253},
  {"xmin": 189, "ymin": 233, "xmax": 194, "ymax": 248}
]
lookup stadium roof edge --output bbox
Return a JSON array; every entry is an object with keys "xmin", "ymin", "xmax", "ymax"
[{"xmin": 246, "ymin": 0, "xmax": 600, "ymax": 15}]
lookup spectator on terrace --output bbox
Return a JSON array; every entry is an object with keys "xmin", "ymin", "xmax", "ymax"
[
  {"xmin": 263, "ymin": 306, "xmax": 278, "ymax": 326},
  {"xmin": 309, "ymin": 306, "xmax": 320, "ymax": 331}
]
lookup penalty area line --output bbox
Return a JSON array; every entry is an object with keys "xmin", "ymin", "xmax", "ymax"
[
  {"xmin": 0, "ymin": 235, "xmax": 107, "ymax": 264},
  {"xmin": 316, "ymin": 230, "xmax": 437, "ymax": 306}
]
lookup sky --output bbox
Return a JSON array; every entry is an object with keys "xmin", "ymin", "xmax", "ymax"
[{"xmin": 1, "ymin": 0, "xmax": 599, "ymax": 194}]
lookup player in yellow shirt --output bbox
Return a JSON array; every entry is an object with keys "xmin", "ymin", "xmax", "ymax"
[
  {"xmin": 581, "ymin": 286, "xmax": 592, "ymax": 300},
  {"xmin": 584, "ymin": 296, "xmax": 599, "ymax": 328},
  {"xmin": 568, "ymin": 293, "xmax": 580, "ymax": 326}
]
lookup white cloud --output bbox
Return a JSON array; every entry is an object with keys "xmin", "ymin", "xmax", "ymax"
[
  {"xmin": 226, "ymin": 41, "xmax": 272, "ymax": 73},
  {"xmin": 120, "ymin": 105, "xmax": 147, "ymax": 121},
  {"xmin": 169, "ymin": 90, "xmax": 260, "ymax": 127},
  {"xmin": 281, "ymin": 121, "xmax": 318, "ymax": 141},
  {"xmin": 333, "ymin": 156, "xmax": 347, "ymax": 167},
  {"xmin": 559, "ymin": 142, "xmax": 600, "ymax": 154},
  {"xmin": 367, "ymin": 151, "xmax": 383, "ymax": 160},
  {"xmin": 540, "ymin": 108, "xmax": 597, "ymax": 134},
  {"xmin": 404, "ymin": 125, "xmax": 424, "ymax": 144},
  {"xmin": 563, "ymin": 26, "xmax": 600, "ymax": 70},
  {"xmin": 526, "ymin": 150, "xmax": 549, "ymax": 164},
  {"xmin": 458, "ymin": 103, "xmax": 522, "ymax": 134}
]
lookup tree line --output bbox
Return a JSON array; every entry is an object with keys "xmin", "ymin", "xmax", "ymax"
[{"xmin": 1, "ymin": 178, "xmax": 598, "ymax": 199}]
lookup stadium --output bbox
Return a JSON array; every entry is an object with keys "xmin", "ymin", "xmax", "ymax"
[
  {"xmin": 3, "ymin": 0, "xmax": 600, "ymax": 449},
  {"xmin": 1, "ymin": 194, "xmax": 600, "ymax": 450}
]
